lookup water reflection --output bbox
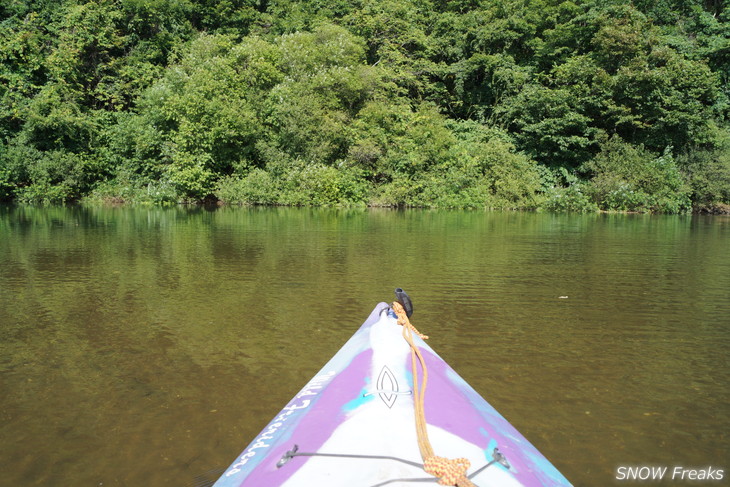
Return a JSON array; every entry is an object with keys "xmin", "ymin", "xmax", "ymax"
[{"xmin": 0, "ymin": 206, "xmax": 728, "ymax": 486}]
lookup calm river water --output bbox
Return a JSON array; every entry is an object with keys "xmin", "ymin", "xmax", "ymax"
[{"xmin": 0, "ymin": 206, "xmax": 728, "ymax": 486}]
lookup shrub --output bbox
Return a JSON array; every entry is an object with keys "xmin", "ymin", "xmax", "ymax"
[
  {"xmin": 4, "ymin": 143, "xmax": 105, "ymax": 203},
  {"xmin": 84, "ymin": 170, "xmax": 178, "ymax": 205},
  {"xmin": 542, "ymin": 185, "xmax": 599, "ymax": 212},
  {"xmin": 583, "ymin": 136, "xmax": 691, "ymax": 212},
  {"xmin": 280, "ymin": 163, "xmax": 368, "ymax": 206},
  {"xmin": 165, "ymin": 152, "xmax": 215, "ymax": 201},
  {"xmin": 414, "ymin": 170, "xmax": 492, "ymax": 209},
  {"xmin": 677, "ymin": 142, "xmax": 730, "ymax": 209},
  {"xmin": 216, "ymin": 169, "xmax": 279, "ymax": 205},
  {"xmin": 539, "ymin": 167, "xmax": 598, "ymax": 212},
  {"xmin": 479, "ymin": 139, "xmax": 543, "ymax": 208},
  {"xmin": 0, "ymin": 144, "xmax": 15, "ymax": 201}
]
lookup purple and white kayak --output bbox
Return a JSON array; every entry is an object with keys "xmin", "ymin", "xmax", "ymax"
[{"xmin": 213, "ymin": 302, "xmax": 572, "ymax": 487}]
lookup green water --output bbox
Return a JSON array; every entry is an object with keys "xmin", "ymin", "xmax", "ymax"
[{"xmin": 1, "ymin": 206, "xmax": 728, "ymax": 486}]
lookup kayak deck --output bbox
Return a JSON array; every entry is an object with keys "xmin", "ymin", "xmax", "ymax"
[{"xmin": 213, "ymin": 302, "xmax": 572, "ymax": 486}]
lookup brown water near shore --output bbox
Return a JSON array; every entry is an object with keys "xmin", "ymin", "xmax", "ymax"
[{"xmin": 1, "ymin": 206, "xmax": 728, "ymax": 486}]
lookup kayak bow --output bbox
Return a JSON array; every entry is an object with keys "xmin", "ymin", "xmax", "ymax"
[{"xmin": 213, "ymin": 301, "xmax": 572, "ymax": 487}]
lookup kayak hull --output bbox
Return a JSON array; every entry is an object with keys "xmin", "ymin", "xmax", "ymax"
[{"xmin": 214, "ymin": 303, "xmax": 572, "ymax": 487}]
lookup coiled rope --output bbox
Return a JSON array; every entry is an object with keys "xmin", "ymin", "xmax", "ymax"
[{"xmin": 391, "ymin": 302, "xmax": 477, "ymax": 487}]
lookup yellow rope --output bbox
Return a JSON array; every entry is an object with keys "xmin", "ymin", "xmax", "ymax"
[
  {"xmin": 393, "ymin": 302, "xmax": 429, "ymax": 339},
  {"xmin": 392, "ymin": 302, "xmax": 476, "ymax": 487}
]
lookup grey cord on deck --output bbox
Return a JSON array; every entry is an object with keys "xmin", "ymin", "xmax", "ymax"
[
  {"xmin": 283, "ymin": 450, "xmax": 424, "ymax": 469},
  {"xmin": 279, "ymin": 448, "xmax": 492, "ymax": 486}
]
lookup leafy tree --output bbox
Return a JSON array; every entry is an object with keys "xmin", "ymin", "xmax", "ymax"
[
  {"xmin": 0, "ymin": 11, "xmax": 50, "ymax": 140},
  {"xmin": 344, "ymin": 0, "xmax": 432, "ymax": 97},
  {"xmin": 262, "ymin": 25, "xmax": 398, "ymax": 173},
  {"xmin": 112, "ymin": 33, "xmax": 274, "ymax": 199},
  {"xmin": 190, "ymin": 0, "xmax": 262, "ymax": 34},
  {"xmin": 498, "ymin": 83, "xmax": 596, "ymax": 167},
  {"xmin": 43, "ymin": 1, "xmax": 127, "ymax": 110},
  {"xmin": 498, "ymin": 1, "xmax": 722, "ymax": 168}
]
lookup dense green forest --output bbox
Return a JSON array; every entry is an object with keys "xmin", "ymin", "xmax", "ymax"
[{"xmin": 1, "ymin": 0, "xmax": 729, "ymax": 211}]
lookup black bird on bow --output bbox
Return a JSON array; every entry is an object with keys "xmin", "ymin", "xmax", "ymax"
[{"xmin": 394, "ymin": 288, "xmax": 414, "ymax": 318}]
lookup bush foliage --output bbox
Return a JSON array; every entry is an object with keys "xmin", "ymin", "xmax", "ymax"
[{"xmin": 1, "ymin": 0, "xmax": 729, "ymax": 211}]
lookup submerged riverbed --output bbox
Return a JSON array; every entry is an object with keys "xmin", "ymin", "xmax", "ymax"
[{"xmin": 1, "ymin": 206, "xmax": 728, "ymax": 486}]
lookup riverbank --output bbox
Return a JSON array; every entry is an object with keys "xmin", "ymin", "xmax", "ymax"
[{"xmin": 13, "ymin": 193, "xmax": 728, "ymax": 215}]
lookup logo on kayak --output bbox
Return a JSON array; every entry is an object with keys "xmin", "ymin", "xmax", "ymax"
[
  {"xmin": 224, "ymin": 370, "xmax": 337, "ymax": 477},
  {"xmin": 363, "ymin": 365, "xmax": 411, "ymax": 408}
]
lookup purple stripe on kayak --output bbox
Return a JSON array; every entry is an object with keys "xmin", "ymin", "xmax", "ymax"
[
  {"xmin": 413, "ymin": 339, "xmax": 570, "ymax": 486},
  {"xmin": 240, "ymin": 348, "xmax": 375, "ymax": 485},
  {"xmin": 215, "ymin": 303, "xmax": 389, "ymax": 487}
]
